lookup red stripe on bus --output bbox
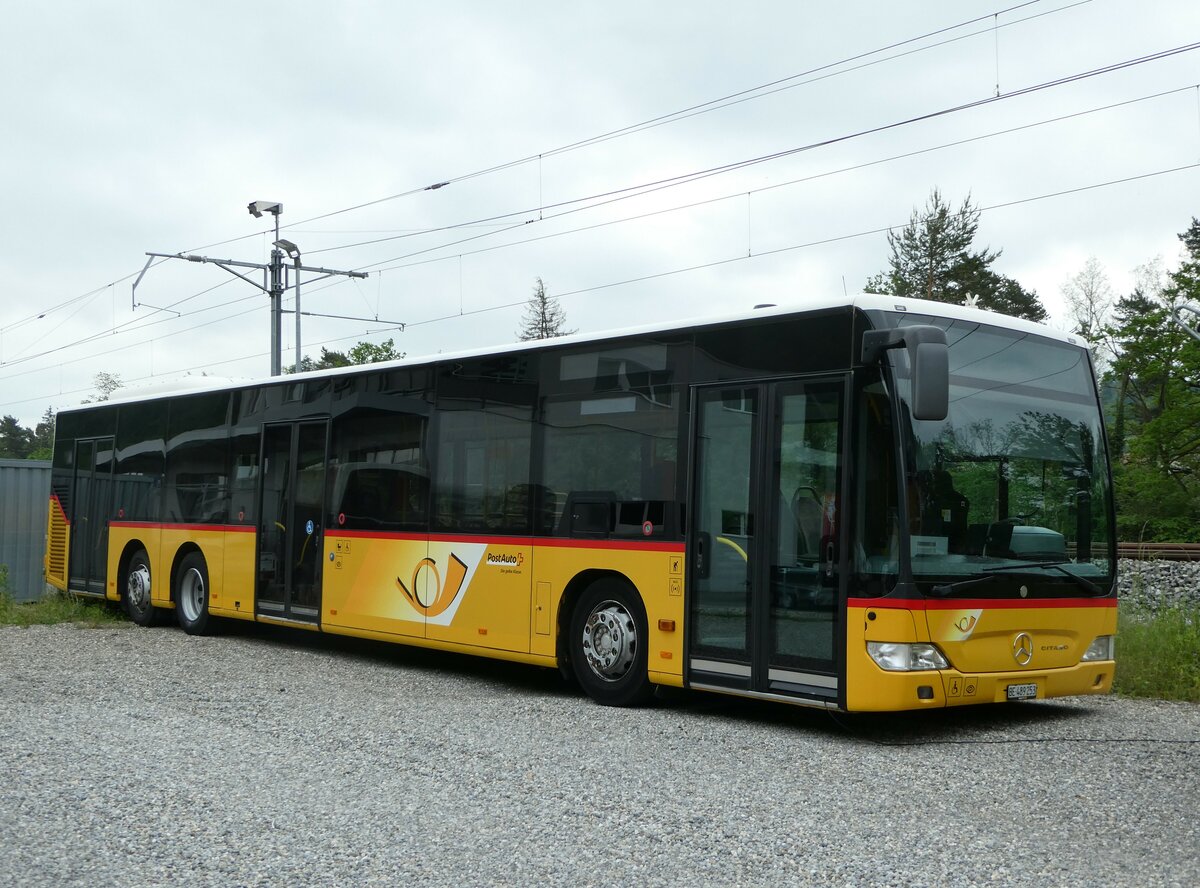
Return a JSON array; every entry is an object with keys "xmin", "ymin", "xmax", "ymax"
[
  {"xmin": 109, "ymin": 521, "xmax": 255, "ymax": 533},
  {"xmin": 331, "ymin": 529, "xmax": 684, "ymax": 552},
  {"xmin": 534, "ymin": 537, "xmax": 685, "ymax": 553},
  {"xmin": 847, "ymin": 597, "xmax": 1117, "ymax": 610},
  {"xmin": 335, "ymin": 529, "xmax": 425, "ymax": 541}
]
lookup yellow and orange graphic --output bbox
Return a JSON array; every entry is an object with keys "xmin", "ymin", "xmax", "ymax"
[
  {"xmin": 947, "ymin": 609, "xmax": 983, "ymax": 640},
  {"xmin": 397, "ymin": 553, "xmax": 469, "ymax": 618}
]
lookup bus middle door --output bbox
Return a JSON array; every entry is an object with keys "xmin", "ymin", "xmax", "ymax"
[{"xmin": 256, "ymin": 420, "xmax": 330, "ymax": 624}]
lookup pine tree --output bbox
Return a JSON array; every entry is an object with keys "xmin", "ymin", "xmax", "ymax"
[
  {"xmin": 30, "ymin": 407, "xmax": 55, "ymax": 460},
  {"xmin": 0, "ymin": 415, "xmax": 32, "ymax": 458},
  {"xmin": 867, "ymin": 189, "xmax": 1047, "ymax": 322},
  {"xmin": 517, "ymin": 277, "xmax": 575, "ymax": 341}
]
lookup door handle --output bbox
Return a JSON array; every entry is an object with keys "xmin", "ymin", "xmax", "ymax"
[{"xmin": 696, "ymin": 531, "xmax": 711, "ymax": 579}]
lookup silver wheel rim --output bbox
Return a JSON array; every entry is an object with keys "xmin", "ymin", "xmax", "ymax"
[
  {"xmin": 180, "ymin": 567, "xmax": 205, "ymax": 623},
  {"xmin": 127, "ymin": 563, "xmax": 151, "ymax": 614},
  {"xmin": 581, "ymin": 599, "xmax": 637, "ymax": 682}
]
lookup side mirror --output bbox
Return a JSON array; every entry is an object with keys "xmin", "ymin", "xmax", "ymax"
[
  {"xmin": 909, "ymin": 339, "xmax": 948, "ymax": 421},
  {"xmin": 861, "ymin": 324, "xmax": 949, "ymax": 422}
]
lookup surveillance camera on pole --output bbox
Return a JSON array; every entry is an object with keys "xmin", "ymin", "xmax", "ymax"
[
  {"xmin": 247, "ymin": 201, "xmax": 283, "ymax": 218},
  {"xmin": 139, "ymin": 199, "xmax": 367, "ymax": 377}
]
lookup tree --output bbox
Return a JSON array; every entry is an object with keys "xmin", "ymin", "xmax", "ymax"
[
  {"xmin": 517, "ymin": 277, "xmax": 575, "ymax": 341},
  {"xmin": 971, "ymin": 269, "xmax": 1047, "ymax": 324},
  {"xmin": 347, "ymin": 338, "xmax": 404, "ymax": 365},
  {"xmin": 1062, "ymin": 256, "xmax": 1115, "ymax": 371},
  {"xmin": 0, "ymin": 415, "xmax": 32, "ymax": 459},
  {"xmin": 289, "ymin": 338, "xmax": 405, "ymax": 373},
  {"xmin": 82, "ymin": 371, "xmax": 122, "ymax": 404},
  {"xmin": 1102, "ymin": 217, "xmax": 1200, "ymax": 540},
  {"xmin": 29, "ymin": 407, "xmax": 55, "ymax": 460},
  {"xmin": 866, "ymin": 189, "xmax": 1047, "ymax": 322}
]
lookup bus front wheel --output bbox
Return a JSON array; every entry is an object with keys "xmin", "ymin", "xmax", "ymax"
[
  {"xmin": 569, "ymin": 579, "xmax": 654, "ymax": 707},
  {"xmin": 175, "ymin": 552, "xmax": 213, "ymax": 636}
]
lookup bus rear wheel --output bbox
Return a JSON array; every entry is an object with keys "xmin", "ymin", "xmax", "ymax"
[
  {"xmin": 124, "ymin": 549, "xmax": 162, "ymax": 627},
  {"xmin": 175, "ymin": 552, "xmax": 213, "ymax": 636},
  {"xmin": 569, "ymin": 579, "xmax": 654, "ymax": 707}
]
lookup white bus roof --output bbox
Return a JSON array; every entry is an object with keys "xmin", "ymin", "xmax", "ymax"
[{"xmin": 93, "ymin": 293, "xmax": 1082, "ymax": 409}]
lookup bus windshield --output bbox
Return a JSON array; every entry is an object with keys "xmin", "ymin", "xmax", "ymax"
[{"xmin": 882, "ymin": 314, "xmax": 1113, "ymax": 595}]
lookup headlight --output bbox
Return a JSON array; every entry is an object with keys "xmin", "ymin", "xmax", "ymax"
[
  {"xmin": 1080, "ymin": 635, "xmax": 1114, "ymax": 661},
  {"xmin": 867, "ymin": 641, "xmax": 949, "ymax": 671}
]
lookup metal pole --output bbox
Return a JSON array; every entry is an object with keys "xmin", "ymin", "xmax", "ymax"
[
  {"xmin": 270, "ymin": 248, "xmax": 283, "ymax": 376},
  {"xmin": 270, "ymin": 212, "xmax": 282, "ymax": 377},
  {"xmin": 294, "ymin": 257, "xmax": 302, "ymax": 373}
]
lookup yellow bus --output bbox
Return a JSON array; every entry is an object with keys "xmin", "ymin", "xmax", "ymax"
[{"xmin": 45, "ymin": 295, "xmax": 1117, "ymax": 710}]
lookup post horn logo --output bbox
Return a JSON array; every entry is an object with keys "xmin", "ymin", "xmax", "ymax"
[
  {"xmin": 1012, "ymin": 632, "xmax": 1034, "ymax": 666},
  {"xmin": 397, "ymin": 553, "xmax": 469, "ymax": 618}
]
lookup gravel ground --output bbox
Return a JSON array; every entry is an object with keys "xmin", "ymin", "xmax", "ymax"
[{"xmin": 1, "ymin": 622, "xmax": 1198, "ymax": 888}]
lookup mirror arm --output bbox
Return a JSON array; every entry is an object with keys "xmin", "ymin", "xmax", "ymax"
[{"xmin": 860, "ymin": 325, "xmax": 948, "ymax": 363}]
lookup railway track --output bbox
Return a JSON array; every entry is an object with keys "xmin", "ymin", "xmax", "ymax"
[{"xmin": 1116, "ymin": 541, "xmax": 1200, "ymax": 561}]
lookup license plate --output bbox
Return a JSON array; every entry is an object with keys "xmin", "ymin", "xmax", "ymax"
[{"xmin": 1006, "ymin": 682, "xmax": 1038, "ymax": 701}]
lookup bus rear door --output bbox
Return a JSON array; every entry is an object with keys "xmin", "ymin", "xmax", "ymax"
[{"xmin": 68, "ymin": 437, "xmax": 115, "ymax": 596}]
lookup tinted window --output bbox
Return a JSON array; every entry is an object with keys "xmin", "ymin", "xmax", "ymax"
[
  {"xmin": 692, "ymin": 312, "xmax": 852, "ymax": 380},
  {"xmin": 329, "ymin": 403, "xmax": 430, "ymax": 532},
  {"xmin": 165, "ymin": 393, "xmax": 231, "ymax": 524},
  {"xmin": 115, "ymin": 402, "xmax": 165, "ymax": 522},
  {"xmin": 229, "ymin": 388, "xmax": 264, "ymax": 525},
  {"xmin": 434, "ymin": 358, "xmax": 535, "ymax": 534},
  {"xmin": 537, "ymin": 342, "xmax": 684, "ymax": 536},
  {"xmin": 540, "ymin": 392, "xmax": 679, "ymax": 537}
]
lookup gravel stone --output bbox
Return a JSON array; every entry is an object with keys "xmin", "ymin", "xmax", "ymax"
[
  {"xmin": 1117, "ymin": 558, "xmax": 1200, "ymax": 613},
  {"xmin": 1, "ymin": 622, "xmax": 1198, "ymax": 887}
]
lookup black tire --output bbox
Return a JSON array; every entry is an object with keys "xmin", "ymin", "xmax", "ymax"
[
  {"xmin": 123, "ymin": 548, "xmax": 162, "ymax": 627},
  {"xmin": 175, "ymin": 551, "xmax": 214, "ymax": 636},
  {"xmin": 569, "ymin": 578, "xmax": 654, "ymax": 707}
]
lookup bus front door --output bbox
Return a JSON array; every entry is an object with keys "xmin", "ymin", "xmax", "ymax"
[
  {"xmin": 68, "ymin": 437, "xmax": 115, "ymax": 596},
  {"xmin": 256, "ymin": 420, "xmax": 330, "ymax": 623},
  {"xmin": 687, "ymin": 378, "xmax": 844, "ymax": 705}
]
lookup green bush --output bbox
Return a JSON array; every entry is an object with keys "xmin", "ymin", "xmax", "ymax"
[{"xmin": 1115, "ymin": 604, "xmax": 1200, "ymax": 702}]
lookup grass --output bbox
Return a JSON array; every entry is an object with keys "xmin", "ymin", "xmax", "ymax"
[
  {"xmin": 0, "ymin": 566, "xmax": 126, "ymax": 628},
  {"xmin": 1115, "ymin": 603, "xmax": 1200, "ymax": 703}
]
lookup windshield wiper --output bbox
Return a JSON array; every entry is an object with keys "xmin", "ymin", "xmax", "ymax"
[
  {"xmin": 983, "ymin": 561, "xmax": 1103, "ymax": 595},
  {"xmin": 929, "ymin": 574, "xmax": 1002, "ymax": 597},
  {"xmin": 929, "ymin": 561, "xmax": 1105, "ymax": 598}
]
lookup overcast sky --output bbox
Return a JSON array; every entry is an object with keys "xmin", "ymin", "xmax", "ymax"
[{"xmin": 1, "ymin": 0, "xmax": 1198, "ymax": 426}]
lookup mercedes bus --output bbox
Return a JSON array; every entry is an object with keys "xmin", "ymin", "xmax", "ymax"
[{"xmin": 45, "ymin": 294, "xmax": 1117, "ymax": 711}]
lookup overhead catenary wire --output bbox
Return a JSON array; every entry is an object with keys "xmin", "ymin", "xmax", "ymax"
[
  {"xmin": 0, "ymin": 0, "xmax": 1085, "ymax": 336},
  {"xmin": 279, "ymin": 1, "xmax": 1073, "ymax": 232},
  {"xmin": 365, "ymin": 84, "xmax": 1199, "ymax": 277},
  {"xmin": 3, "ymin": 75, "xmax": 1191, "ymax": 378},
  {"xmin": 5, "ymin": 22, "xmax": 1196, "ymax": 404},
  {"xmin": 1, "ymin": 73, "xmax": 1196, "ymax": 384},
  {"xmin": 2, "ymin": 158, "xmax": 1194, "ymax": 414},
  {"xmin": 306, "ymin": 40, "xmax": 1200, "ymax": 263},
  {"xmin": 300, "ymin": 162, "xmax": 1200, "ymax": 333}
]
